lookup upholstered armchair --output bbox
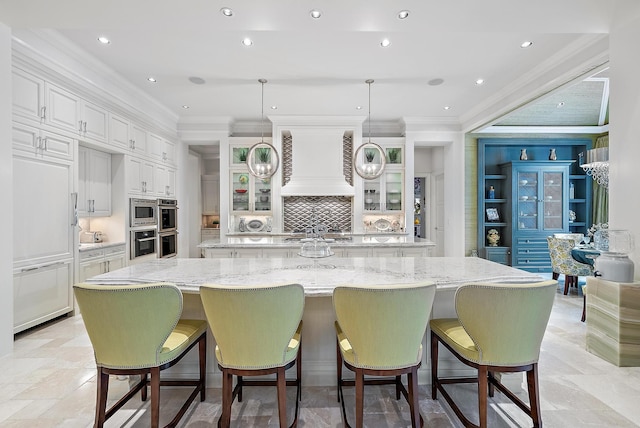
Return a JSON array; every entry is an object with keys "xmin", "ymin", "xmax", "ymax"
[
  {"xmin": 200, "ymin": 283, "xmax": 304, "ymax": 428},
  {"xmin": 73, "ymin": 282, "xmax": 207, "ymax": 428},
  {"xmin": 547, "ymin": 236, "xmax": 594, "ymax": 294},
  {"xmin": 430, "ymin": 280, "xmax": 557, "ymax": 428},
  {"xmin": 333, "ymin": 282, "xmax": 436, "ymax": 428}
]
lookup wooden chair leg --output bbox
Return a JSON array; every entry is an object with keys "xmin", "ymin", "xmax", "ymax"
[
  {"xmin": 355, "ymin": 369, "xmax": 365, "ymax": 428},
  {"xmin": 297, "ymin": 343, "xmax": 302, "ymax": 402},
  {"xmin": 141, "ymin": 373, "xmax": 148, "ymax": 401},
  {"xmin": 150, "ymin": 367, "xmax": 160, "ymax": 428},
  {"xmin": 552, "ymin": 272, "xmax": 559, "ymax": 280},
  {"xmin": 527, "ymin": 365, "xmax": 542, "ymax": 428},
  {"xmin": 238, "ymin": 375, "xmax": 243, "ymax": 402},
  {"xmin": 488, "ymin": 371, "xmax": 495, "ymax": 397},
  {"xmin": 408, "ymin": 368, "xmax": 420, "ymax": 428},
  {"xmin": 276, "ymin": 367, "xmax": 288, "ymax": 428},
  {"xmin": 478, "ymin": 365, "xmax": 488, "ymax": 428},
  {"xmin": 395, "ymin": 375, "xmax": 402, "ymax": 400},
  {"xmin": 95, "ymin": 368, "xmax": 109, "ymax": 428},
  {"xmin": 563, "ymin": 276, "xmax": 570, "ymax": 295},
  {"xmin": 199, "ymin": 335, "xmax": 207, "ymax": 401},
  {"xmin": 430, "ymin": 331, "xmax": 438, "ymax": 400},
  {"xmin": 336, "ymin": 339, "xmax": 343, "ymax": 402},
  {"xmin": 220, "ymin": 370, "xmax": 233, "ymax": 428}
]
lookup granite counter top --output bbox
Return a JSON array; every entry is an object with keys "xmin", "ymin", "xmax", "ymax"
[
  {"xmin": 85, "ymin": 257, "xmax": 543, "ymax": 296},
  {"xmin": 198, "ymin": 235, "xmax": 435, "ymax": 249}
]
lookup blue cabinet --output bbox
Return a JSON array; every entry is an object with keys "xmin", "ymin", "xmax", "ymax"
[{"xmin": 503, "ymin": 161, "xmax": 572, "ymax": 272}]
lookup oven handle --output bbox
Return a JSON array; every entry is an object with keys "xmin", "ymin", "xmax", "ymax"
[{"xmin": 137, "ymin": 237, "xmax": 157, "ymax": 242}]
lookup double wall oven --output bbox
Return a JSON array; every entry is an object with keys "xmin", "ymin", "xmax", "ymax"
[
  {"xmin": 129, "ymin": 198, "xmax": 178, "ymax": 260},
  {"xmin": 158, "ymin": 198, "xmax": 178, "ymax": 258}
]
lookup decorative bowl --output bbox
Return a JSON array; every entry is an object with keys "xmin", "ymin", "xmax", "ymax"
[
  {"xmin": 259, "ymin": 195, "xmax": 269, "ymax": 202},
  {"xmin": 235, "ymin": 189, "xmax": 247, "ymax": 194},
  {"xmin": 365, "ymin": 198, "xmax": 373, "ymax": 204},
  {"xmin": 389, "ymin": 199, "xmax": 400, "ymax": 204},
  {"xmin": 259, "ymin": 188, "xmax": 270, "ymax": 193},
  {"xmin": 519, "ymin": 180, "xmax": 528, "ymax": 185}
]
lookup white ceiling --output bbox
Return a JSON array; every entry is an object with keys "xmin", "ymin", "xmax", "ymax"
[{"xmin": 1, "ymin": 0, "xmax": 638, "ymax": 131}]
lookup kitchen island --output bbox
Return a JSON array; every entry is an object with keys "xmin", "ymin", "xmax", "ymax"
[
  {"xmin": 86, "ymin": 256, "xmax": 544, "ymax": 386},
  {"xmin": 198, "ymin": 234, "xmax": 436, "ymax": 258}
]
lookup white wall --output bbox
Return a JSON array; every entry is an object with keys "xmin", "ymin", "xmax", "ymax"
[
  {"xmin": 609, "ymin": 11, "xmax": 640, "ymax": 279},
  {"xmin": 0, "ymin": 22, "xmax": 13, "ymax": 356}
]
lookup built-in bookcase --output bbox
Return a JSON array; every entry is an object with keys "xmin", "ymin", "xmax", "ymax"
[{"xmin": 477, "ymin": 138, "xmax": 592, "ymax": 272}]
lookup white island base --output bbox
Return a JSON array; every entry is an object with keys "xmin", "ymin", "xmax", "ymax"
[{"xmin": 87, "ymin": 257, "xmax": 543, "ymax": 387}]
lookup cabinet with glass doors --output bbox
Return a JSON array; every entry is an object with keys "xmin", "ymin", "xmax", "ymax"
[{"xmin": 362, "ymin": 145, "xmax": 404, "ymax": 213}]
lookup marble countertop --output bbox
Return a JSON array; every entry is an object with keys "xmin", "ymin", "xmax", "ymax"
[
  {"xmin": 79, "ymin": 241, "xmax": 126, "ymax": 252},
  {"xmin": 198, "ymin": 235, "xmax": 435, "ymax": 249},
  {"xmin": 85, "ymin": 257, "xmax": 543, "ymax": 296}
]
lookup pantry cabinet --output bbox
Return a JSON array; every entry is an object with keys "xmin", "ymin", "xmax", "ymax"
[{"xmin": 202, "ymin": 175, "xmax": 220, "ymax": 214}]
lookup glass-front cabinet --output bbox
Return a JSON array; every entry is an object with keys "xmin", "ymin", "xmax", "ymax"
[
  {"xmin": 516, "ymin": 169, "xmax": 566, "ymax": 231},
  {"xmin": 231, "ymin": 171, "xmax": 271, "ymax": 213},
  {"xmin": 502, "ymin": 160, "xmax": 573, "ymax": 272},
  {"xmin": 229, "ymin": 142, "xmax": 272, "ymax": 214},
  {"xmin": 362, "ymin": 144, "xmax": 404, "ymax": 213}
]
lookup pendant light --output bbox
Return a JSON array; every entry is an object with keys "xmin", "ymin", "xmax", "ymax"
[
  {"xmin": 354, "ymin": 79, "xmax": 386, "ymax": 179},
  {"xmin": 247, "ymin": 79, "xmax": 279, "ymax": 179}
]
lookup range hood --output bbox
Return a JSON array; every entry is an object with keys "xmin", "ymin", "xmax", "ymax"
[{"xmin": 280, "ymin": 127, "xmax": 356, "ymax": 196}]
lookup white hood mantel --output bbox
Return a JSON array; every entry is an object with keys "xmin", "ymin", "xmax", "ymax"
[{"xmin": 274, "ymin": 116, "xmax": 365, "ymax": 197}]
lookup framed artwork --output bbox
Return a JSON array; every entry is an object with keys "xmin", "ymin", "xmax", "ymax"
[{"xmin": 486, "ymin": 208, "xmax": 500, "ymax": 222}]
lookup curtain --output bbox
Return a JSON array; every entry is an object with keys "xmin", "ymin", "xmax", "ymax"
[{"xmin": 591, "ymin": 135, "xmax": 608, "ymax": 225}]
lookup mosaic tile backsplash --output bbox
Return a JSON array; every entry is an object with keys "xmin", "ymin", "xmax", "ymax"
[{"xmin": 283, "ymin": 196, "xmax": 352, "ymax": 232}]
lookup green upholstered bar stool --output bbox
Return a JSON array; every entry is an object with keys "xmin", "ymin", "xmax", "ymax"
[
  {"xmin": 333, "ymin": 282, "xmax": 436, "ymax": 428},
  {"xmin": 200, "ymin": 283, "xmax": 304, "ymax": 428},
  {"xmin": 430, "ymin": 280, "xmax": 557, "ymax": 428},
  {"xmin": 73, "ymin": 282, "xmax": 207, "ymax": 428}
]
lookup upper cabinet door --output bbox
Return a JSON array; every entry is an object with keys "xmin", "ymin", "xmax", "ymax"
[
  {"xmin": 44, "ymin": 83, "xmax": 81, "ymax": 134},
  {"xmin": 81, "ymin": 101, "xmax": 108, "ymax": 143},
  {"xmin": 12, "ymin": 68, "xmax": 45, "ymax": 123}
]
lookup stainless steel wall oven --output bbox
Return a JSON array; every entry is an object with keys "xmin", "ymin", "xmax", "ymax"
[
  {"xmin": 130, "ymin": 228, "xmax": 157, "ymax": 259},
  {"xmin": 158, "ymin": 231, "xmax": 177, "ymax": 258},
  {"xmin": 158, "ymin": 198, "xmax": 178, "ymax": 233}
]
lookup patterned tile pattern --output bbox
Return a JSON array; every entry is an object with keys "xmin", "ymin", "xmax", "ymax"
[{"xmin": 283, "ymin": 196, "xmax": 352, "ymax": 232}]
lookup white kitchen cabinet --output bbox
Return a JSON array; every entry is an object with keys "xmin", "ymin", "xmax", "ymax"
[
  {"xmin": 127, "ymin": 156, "xmax": 155, "ymax": 195},
  {"xmin": 44, "ymin": 83, "xmax": 80, "ymax": 134},
  {"xmin": 108, "ymin": 113, "xmax": 131, "ymax": 150},
  {"xmin": 202, "ymin": 175, "xmax": 220, "ymax": 214},
  {"xmin": 12, "ymin": 67, "xmax": 45, "ymax": 123},
  {"xmin": 155, "ymin": 164, "xmax": 176, "ymax": 197},
  {"xmin": 231, "ymin": 171, "xmax": 272, "ymax": 214},
  {"xmin": 203, "ymin": 248, "xmax": 265, "ymax": 258},
  {"xmin": 13, "ymin": 259, "xmax": 74, "ymax": 333},
  {"xmin": 201, "ymin": 229, "xmax": 220, "ymax": 242},
  {"xmin": 78, "ymin": 245, "xmax": 126, "ymax": 282},
  {"xmin": 78, "ymin": 147, "xmax": 112, "ymax": 217},
  {"xmin": 44, "ymin": 83, "xmax": 107, "ymax": 143},
  {"xmin": 12, "ymin": 122, "xmax": 73, "ymax": 161},
  {"xmin": 130, "ymin": 124, "xmax": 148, "ymax": 154},
  {"xmin": 149, "ymin": 133, "xmax": 176, "ymax": 165},
  {"xmin": 361, "ymin": 143, "xmax": 404, "ymax": 213}
]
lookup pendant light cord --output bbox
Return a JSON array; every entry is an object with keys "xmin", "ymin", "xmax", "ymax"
[
  {"xmin": 366, "ymin": 79, "xmax": 373, "ymax": 143},
  {"xmin": 259, "ymin": 78, "xmax": 267, "ymax": 143}
]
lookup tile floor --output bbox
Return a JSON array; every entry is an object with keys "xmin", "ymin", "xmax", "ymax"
[{"xmin": 1, "ymin": 282, "xmax": 640, "ymax": 427}]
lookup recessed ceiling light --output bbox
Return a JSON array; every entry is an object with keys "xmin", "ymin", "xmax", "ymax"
[
  {"xmin": 398, "ymin": 10, "xmax": 410, "ymax": 19},
  {"xmin": 475, "ymin": 78, "xmax": 484, "ymax": 85},
  {"xmin": 182, "ymin": 105, "xmax": 190, "ymax": 109},
  {"xmin": 557, "ymin": 101, "xmax": 565, "ymax": 108},
  {"xmin": 380, "ymin": 38, "xmax": 391, "ymax": 48},
  {"xmin": 271, "ymin": 105, "xmax": 278, "ymax": 110},
  {"xmin": 444, "ymin": 106, "xmax": 451, "ymax": 110},
  {"xmin": 220, "ymin": 7, "xmax": 233, "ymax": 17},
  {"xmin": 520, "ymin": 41, "xmax": 533, "ymax": 48},
  {"xmin": 428, "ymin": 78, "xmax": 444, "ymax": 86},
  {"xmin": 188, "ymin": 76, "xmax": 206, "ymax": 85},
  {"xmin": 97, "ymin": 36, "xmax": 110, "ymax": 45},
  {"xmin": 242, "ymin": 37, "xmax": 253, "ymax": 46},
  {"xmin": 310, "ymin": 9, "xmax": 322, "ymax": 19},
  {"xmin": 356, "ymin": 106, "xmax": 363, "ymax": 110},
  {"xmin": 147, "ymin": 77, "xmax": 157, "ymax": 83}
]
